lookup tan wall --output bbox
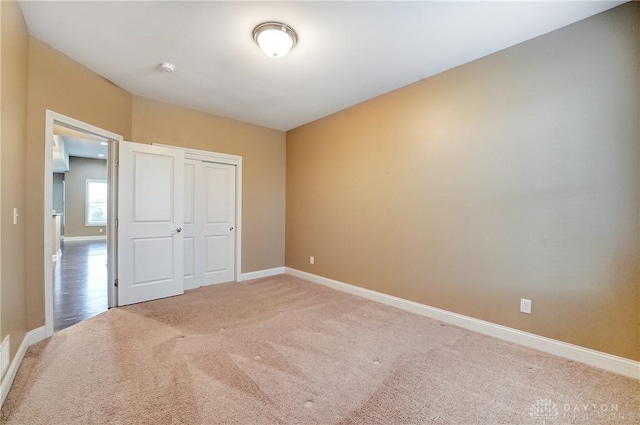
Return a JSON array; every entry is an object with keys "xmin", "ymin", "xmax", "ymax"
[
  {"xmin": 64, "ymin": 157, "xmax": 107, "ymax": 237},
  {"xmin": 286, "ymin": 4, "xmax": 640, "ymax": 360},
  {"xmin": 0, "ymin": 0, "xmax": 4, "ymax": 350},
  {"xmin": 1, "ymin": 0, "xmax": 29, "ymax": 358},
  {"xmin": 25, "ymin": 37, "xmax": 133, "ymax": 329},
  {"xmin": 131, "ymin": 97, "xmax": 286, "ymax": 273}
]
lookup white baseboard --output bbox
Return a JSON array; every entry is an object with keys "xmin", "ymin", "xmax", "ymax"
[
  {"xmin": 63, "ymin": 235, "xmax": 106, "ymax": 242},
  {"xmin": 285, "ymin": 267, "xmax": 640, "ymax": 380},
  {"xmin": 1, "ymin": 326, "xmax": 47, "ymax": 408},
  {"xmin": 1, "ymin": 336, "xmax": 9, "ymax": 378},
  {"xmin": 238, "ymin": 267, "xmax": 285, "ymax": 282},
  {"xmin": 51, "ymin": 249, "xmax": 62, "ymax": 262}
]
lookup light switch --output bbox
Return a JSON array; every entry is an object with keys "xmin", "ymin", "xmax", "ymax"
[{"xmin": 13, "ymin": 208, "xmax": 18, "ymax": 225}]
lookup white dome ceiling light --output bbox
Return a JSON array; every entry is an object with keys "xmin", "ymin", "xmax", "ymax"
[{"xmin": 252, "ymin": 22, "xmax": 297, "ymax": 59}]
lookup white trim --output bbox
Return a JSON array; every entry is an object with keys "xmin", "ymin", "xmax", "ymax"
[
  {"xmin": 152, "ymin": 143, "xmax": 244, "ymax": 282},
  {"xmin": 285, "ymin": 267, "xmax": 640, "ymax": 380},
  {"xmin": 62, "ymin": 235, "xmax": 107, "ymax": 242},
  {"xmin": 51, "ymin": 249, "xmax": 62, "ymax": 262},
  {"xmin": 0, "ymin": 326, "xmax": 46, "ymax": 408},
  {"xmin": 44, "ymin": 110, "xmax": 123, "ymax": 338},
  {"xmin": 1, "ymin": 336, "xmax": 10, "ymax": 378},
  {"xmin": 238, "ymin": 267, "xmax": 285, "ymax": 282}
]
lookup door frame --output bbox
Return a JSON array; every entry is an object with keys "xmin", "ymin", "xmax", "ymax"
[
  {"xmin": 153, "ymin": 143, "xmax": 243, "ymax": 282},
  {"xmin": 43, "ymin": 110, "xmax": 123, "ymax": 337}
]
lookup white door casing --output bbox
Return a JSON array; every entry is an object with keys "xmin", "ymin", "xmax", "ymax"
[
  {"xmin": 117, "ymin": 141, "xmax": 185, "ymax": 306},
  {"xmin": 202, "ymin": 162, "xmax": 236, "ymax": 285}
]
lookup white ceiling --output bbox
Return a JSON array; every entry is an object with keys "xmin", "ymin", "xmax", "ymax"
[
  {"xmin": 19, "ymin": 1, "xmax": 624, "ymax": 131},
  {"xmin": 52, "ymin": 124, "xmax": 108, "ymax": 172}
]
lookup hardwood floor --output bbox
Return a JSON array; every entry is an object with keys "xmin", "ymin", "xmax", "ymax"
[{"xmin": 53, "ymin": 240, "xmax": 108, "ymax": 332}]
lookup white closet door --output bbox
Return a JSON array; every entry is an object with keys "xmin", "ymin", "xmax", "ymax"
[
  {"xmin": 183, "ymin": 159, "xmax": 202, "ymax": 290},
  {"xmin": 202, "ymin": 162, "xmax": 236, "ymax": 285}
]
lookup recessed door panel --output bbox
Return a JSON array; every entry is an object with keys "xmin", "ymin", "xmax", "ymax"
[
  {"xmin": 133, "ymin": 154, "xmax": 174, "ymax": 222},
  {"xmin": 205, "ymin": 167, "xmax": 230, "ymax": 223},
  {"xmin": 184, "ymin": 162, "xmax": 196, "ymax": 225},
  {"xmin": 133, "ymin": 238, "xmax": 173, "ymax": 284},
  {"xmin": 205, "ymin": 235, "xmax": 229, "ymax": 273},
  {"xmin": 184, "ymin": 236, "xmax": 195, "ymax": 278},
  {"xmin": 183, "ymin": 159, "xmax": 201, "ymax": 290}
]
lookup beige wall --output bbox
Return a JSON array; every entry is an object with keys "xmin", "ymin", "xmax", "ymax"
[
  {"xmin": 20, "ymin": 38, "xmax": 285, "ymax": 335},
  {"xmin": 286, "ymin": 4, "xmax": 640, "ymax": 360},
  {"xmin": 131, "ymin": 97, "xmax": 286, "ymax": 273},
  {"xmin": 25, "ymin": 37, "xmax": 133, "ymax": 330},
  {"xmin": 1, "ymin": 0, "xmax": 29, "ymax": 358},
  {"xmin": 64, "ymin": 157, "xmax": 107, "ymax": 237},
  {"xmin": 0, "ymin": 0, "xmax": 3, "ymax": 346}
]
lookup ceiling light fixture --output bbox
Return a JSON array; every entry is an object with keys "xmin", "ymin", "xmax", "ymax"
[{"xmin": 252, "ymin": 22, "xmax": 297, "ymax": 59}]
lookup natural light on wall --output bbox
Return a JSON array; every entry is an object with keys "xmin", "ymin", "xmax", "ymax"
[{"xmin": 86, "ymin": 179, "xmax": 107, "ymax": 226}]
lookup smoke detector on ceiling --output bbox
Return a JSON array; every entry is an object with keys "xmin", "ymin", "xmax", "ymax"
[{"xmin": 158, "ymin": 62, "xmax": 175, "ymax": 73}]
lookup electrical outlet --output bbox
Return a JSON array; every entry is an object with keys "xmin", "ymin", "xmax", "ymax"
[
  {"xmin": 520, "ymin": 298, "xmax": 532, "ymax": 314},
  {"xmin": 309, "ymin": 256, "xmax": 315, "ymax": 265}
]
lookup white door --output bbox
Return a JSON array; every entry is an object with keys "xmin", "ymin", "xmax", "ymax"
[
  {"xmin": 183, "ymin": 159, "xmax": 201, "ymax": 290},
  {"xmin": 117, "ymin": 141, "xmax": 184, "ymax": 306},
  {"xmin": 202, "ymin": 162, "xmax": 236, "ymax": 285}
]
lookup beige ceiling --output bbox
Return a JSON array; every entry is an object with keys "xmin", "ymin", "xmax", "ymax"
[{"xmin": 20, "ymin": 1, "xmax": 624, "ymax": 131}]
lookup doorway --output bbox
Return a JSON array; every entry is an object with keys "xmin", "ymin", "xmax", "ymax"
[{"xmin": 44, "ymin": 111, "xmax": 122, "ymax": 337}]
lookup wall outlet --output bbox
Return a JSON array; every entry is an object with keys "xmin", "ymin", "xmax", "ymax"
[
  {"xmin": 13, "ymin": 208, "xmax": 18, "ymax": 225},
  {"xmin": 309, "ymin": 256, "xmax": 315, "ymax": 265},
  {"xmin": 520, "ymin": 298, "xmax": 532, "ymax": 314},
  {"xmin": 99, "ymin": 228, "xmax": 103, "ymax": 233}
]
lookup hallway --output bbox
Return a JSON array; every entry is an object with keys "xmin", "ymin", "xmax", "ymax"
[{"xmin": 53, "ymin": 240, "xmax": 108, "ymax": 332}]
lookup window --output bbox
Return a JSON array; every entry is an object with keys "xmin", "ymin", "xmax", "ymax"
[{"xmin": 86, "ymin": 179, "xmax": 107, "ymax": 226}]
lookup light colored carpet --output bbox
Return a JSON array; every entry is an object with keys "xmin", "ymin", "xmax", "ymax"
[{"xmin": 1, "ymin": 275, "xmax": 638, "ymax": 424}]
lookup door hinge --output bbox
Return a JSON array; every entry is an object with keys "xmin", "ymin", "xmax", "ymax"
[
  {"xmin": 115, "ymin": 158, "xmax": 119, "ymax": 166},
  {"xmin": 115, "ymin": 219, "xmax": 118, "ymax": 227},
  {"xmin": 114, "ymin": 279, "xmax": 118, "ymax": 287}
]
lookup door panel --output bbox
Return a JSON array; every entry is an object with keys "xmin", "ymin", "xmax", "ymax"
[
  {"xmin": 117, "ymin": 141, "xmax": 184, "ymax": 306},
  {"xmin": 202, "ymin": 162, "xmax": 235, "ymax": 285},
  {"xmin": 183, "ymin": 159, "xmax": 201, "ymax": 290}
]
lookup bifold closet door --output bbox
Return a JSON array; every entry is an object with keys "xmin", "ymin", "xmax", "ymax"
[
  {"xmin": 183, "ymin": 159, "xmax": 202, "ymax": 290},
  {"xmin": 201, "ymin": 162, "xmax": 236, "ymax": 285}
]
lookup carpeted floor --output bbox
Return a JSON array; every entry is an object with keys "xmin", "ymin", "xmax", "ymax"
[{"xmin": 1, "ymin": 275, "xmax": 638, "ymax": 424}]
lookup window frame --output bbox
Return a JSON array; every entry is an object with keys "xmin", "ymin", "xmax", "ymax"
[{"xmin": 85, "ymin": 178, "xmax": 108, "ymax": 227}]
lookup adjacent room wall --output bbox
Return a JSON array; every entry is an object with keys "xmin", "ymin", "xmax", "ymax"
[
  {"xmin": 25, "ymin": 37, "xmax": 133, "ymax": 330},
  {"xmin": 131, "ymin": 96, "xmax": 286, "ymax": 273},
  {"xmin": 52, "ymin": 173, "xmax": 64, "ymax": 215},
  {"xmin": 286, "ymin": 3, "xmax": 640, "ymax": 361},
  {"xmin": 1, "ymin": 0, "xmax": 29, "ymax": 359},
  {"xmin": 63, "ymin": 157, "xmax": 107, "ymax": 238}
]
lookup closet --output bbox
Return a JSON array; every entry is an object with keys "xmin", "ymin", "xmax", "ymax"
[
  {"xmin": 183, "ymin": 158, "xmax": 236, "ymax": 290},
  {"xmin": 117, "ymin": 142, "xmax": 241, "ymax": 306}
]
